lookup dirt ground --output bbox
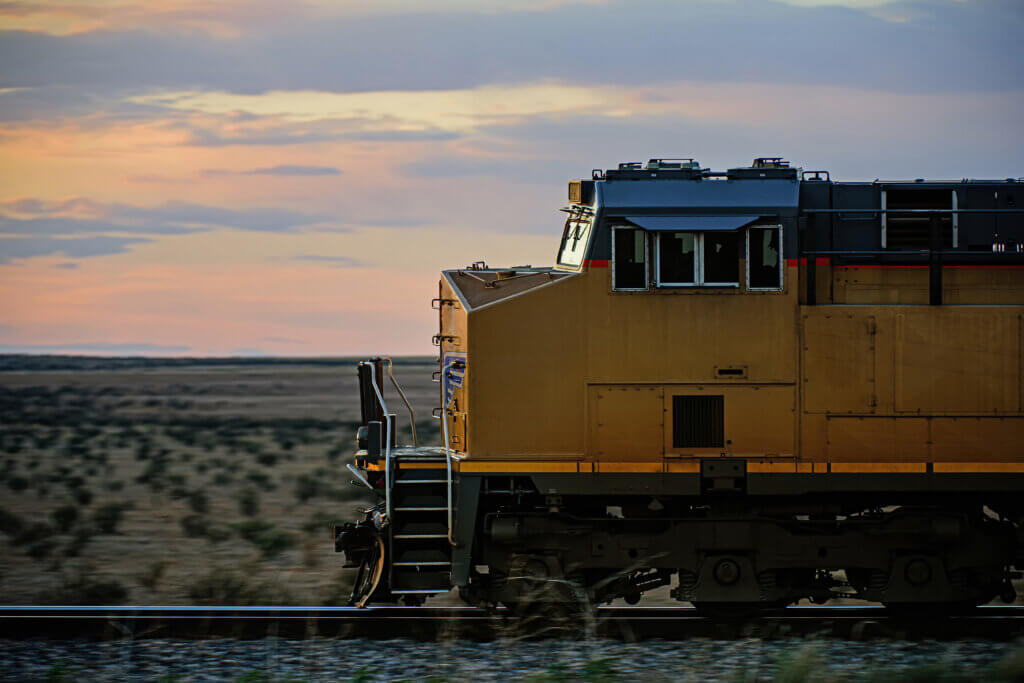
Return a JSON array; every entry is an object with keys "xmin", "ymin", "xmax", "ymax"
[{"xmin": 0, "ymin": 356, "xmax": 440, "ymax": 606}]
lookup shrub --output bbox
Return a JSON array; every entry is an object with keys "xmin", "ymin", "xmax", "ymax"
[
  {"xmin": 27, "ymin": 539, "xmax": 56, "ymax": 560},
  {"xmin": 92, "ymin": 502, "xmax": 130, "ymax": 534},
  {"xmin": 74, "ymin": 487, "xmax": 93, "ymax": 506},
  {"xmin": 180, "ymin": 514, "xmax": 209, "ymax": 538},
  {"xmin": 65, "ymin": 526, "xmax": 94, "ymax": 557},
  {"xmin": 137, "ymin": 560, "xmax": 166, "ymax": 592},
  {"xmin": 188, "ymin": 490, "xmax": 209, "ymax": 514},
  {"xmin": 188, "ymin": 568, "xmax": 295, "ymax": 606},
  {"xmin": 7, "ymin": 475, "xmax": 28, "ymax": 492},
  {"xmin": 0, "ymin": 507, "xmax": 25, "ymax": 536},
  {"xmin": 52, "ymin": 504, "xmax": 79, "ymax": 533},
  {"xmin": 40, "ymin": 571, "xmax": 128, "ymax": 605},
  {"xmin": 13, "ymin": 522, "xmax": 54, "ymax": 547},
  {"xmin": 294, "ymin": 474, "xmax": 319, "ymax": 502},
  {"xmin": 246, "ymin": 471, "xmax": 275, "ymax": 491},
  {"xmin": 234, "ymin": 520, "xmax": 295, "ymax": 558},
  {"xmin": 212, "ymin": 472, "xmax": 232, "ymax": 486},
  {"xmin": 321, "ymin": 572, "xmax": 356, "ymax": 606},
  {"xmin": 187, "ymin": 568, "xmax": 250, "ymax": 605},
  {"xmin": 237, "ymin": 488, "xmax": 260, "ymax": 517},
  {"xmin": 256, "ymin": 453, "xmax": 278, "ymax": 467},
  {"xmin": 303, "ymin": 511, "xmax": 334, "ymax": 535}
]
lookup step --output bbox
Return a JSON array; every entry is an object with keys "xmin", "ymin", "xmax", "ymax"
[
  {"xmin": 394, "ymin": 479, "xmax": 447, "ymax": 485},
  {"xmin": 394, "ymin": 548, "xmax": 451, "ymax": 564},
  {"xmin": 393, "ymin": 520, "xmax": 448, "ymax": 540},
  {"xmin": 392, "ymin": 492, "xmax": 448, "ymax": 507},
  {"xmin": 394, "ymin": 468, "xmax": 448, "ymax": 482},
  {"xmin": 393, "ymin": 506, "xmax": 447, "ymax": 513},
  {"xmin": 393, "ymin": 561, "xmax": 451, "ymax": 567},
  {"xmin": 394, "ymin": 533, "xmax": 448, "ymax": 540}
]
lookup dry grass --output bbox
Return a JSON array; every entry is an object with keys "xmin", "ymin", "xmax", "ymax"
[{"xmin": 0, "ymin": 356, "xmax": 440, "ymax": 605}]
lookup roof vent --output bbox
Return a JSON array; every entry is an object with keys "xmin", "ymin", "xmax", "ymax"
[
  {"xmin": 646, "ymin": 158, "xmax": 701, "ymax": 171},
  {"xmin": 752, "ymin": 157, "xmax": 789, "ymax": 169}
]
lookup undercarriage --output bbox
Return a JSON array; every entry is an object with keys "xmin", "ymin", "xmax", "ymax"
[{"xmin": 337, "ymin": 463, "xmax": 1023, "ymax": 614}]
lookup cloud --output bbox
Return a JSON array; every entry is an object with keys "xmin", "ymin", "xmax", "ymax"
[
  {"xmin": 0, "ymin": 342, "xmax": 192, "ymax": 354},
  {"xmin": 0, "ymin": 198, "xmax": 329, "ymax": 236},
  {"xmin": 203, "ymin": 164, "xmax": 342, "ymax": 176},
  {"xmin": 0, "ymin": 235, "xmax": 151, "ymax": 263},
  {"xmin": 0, "ymin": 0, "xmax": 1020, "ymax": 103},
  {"xmin": 293, "ymin": 254, "xmax": 367, "ymax": 268},
  {"xmin": 174, "ymin": 118, "xmax": 460, "ymax": 147},
  {"xmin": 402, "ymin": 155, "xmax": 579, "ymax": 185}
]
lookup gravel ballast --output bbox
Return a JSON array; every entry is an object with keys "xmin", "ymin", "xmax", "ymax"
[{"xmin": 1, "ymin": 637, "xmax": 1022, "ymax": 681}]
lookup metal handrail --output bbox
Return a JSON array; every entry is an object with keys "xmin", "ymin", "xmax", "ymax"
[
  {"xmin": 441, "ymin": 358, "xmax": 456, "ymax": 546},
  {"xmin": 380, "ymin": 357, "xmax": 417, "ymax": 447},
  {"xmin": 362, "ymin": 362, "xmax": 392, "ymax": 519}
]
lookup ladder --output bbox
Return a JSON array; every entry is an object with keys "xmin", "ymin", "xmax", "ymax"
[
  {"xmin": 388, "ymin": 455, "xmax": 453, "ymax": 598},
  {"xmin": 358, "ymin": 358, "xmax": 454, "ymax": 601}
]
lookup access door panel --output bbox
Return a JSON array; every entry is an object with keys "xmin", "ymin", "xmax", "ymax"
[
  {"xmin": 803, "ymin": 311, "xmax": 876, "ymax": 413},
  {"xmin": 587, "ymin": 385, "xmax": 664, "ymax": 461}
]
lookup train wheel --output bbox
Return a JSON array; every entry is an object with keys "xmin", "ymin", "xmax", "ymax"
[
  {"xmin": 504, "ymin": 576, "xmax": 594, "ymax": 638},
  {"xmin": 348, "ymin": 531, "xmax": 386, "ymax": 607}
]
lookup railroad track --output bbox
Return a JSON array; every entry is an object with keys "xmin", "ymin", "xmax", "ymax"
[{"xmin": 2, "ymin": 605, "xmax": 1023, "ymax": 640}]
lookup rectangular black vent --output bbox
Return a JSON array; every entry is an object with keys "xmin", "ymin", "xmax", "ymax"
[{"xmin": 672, "ymin": 395, "xmax": 724, "ymax": 449}]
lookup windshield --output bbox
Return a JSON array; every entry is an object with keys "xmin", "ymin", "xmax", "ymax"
[{"xmin": 556, "ymin": 214, "xmax": 593, "ymax": 267}]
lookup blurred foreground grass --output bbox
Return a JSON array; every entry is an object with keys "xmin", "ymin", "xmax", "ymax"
[{"xmin": 0, "ymin": 355, "xmax": 440, "ymax": 605}]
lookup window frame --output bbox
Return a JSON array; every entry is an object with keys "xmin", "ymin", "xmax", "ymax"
[
  {"xmin": 611, "ymin": 225, "xmax": 649, "ymax": 291},
  {"xmin": 556, "ymin": 212, "xmax": 594, "ymax": 268},
  {"xmin": 745, "ymin": 223, "xmax": 785, "ymax": 291},
  {"xmin": 700, "ymin": 232, "xmax": 741, "ymax": 288},
  {"xmin": 654, "ymin": 231, "xmax": 699, "ymax": 288},
  {"xmin": 652, "ymin": 231, "xmax": 744, "ymax": 289}
]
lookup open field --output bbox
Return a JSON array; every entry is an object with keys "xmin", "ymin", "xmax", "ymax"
[{"xmin": 0, "ymin": 356, "xmax": 440, "ymax": 606}]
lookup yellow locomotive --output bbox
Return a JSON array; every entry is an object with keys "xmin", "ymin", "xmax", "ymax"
[{"xmin": 337, "ymin": 157, "xmax": 1024, "ymax": 613}]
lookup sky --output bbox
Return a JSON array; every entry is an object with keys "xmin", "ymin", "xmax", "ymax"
[{"xmin": 0, "ymin": 0, "xmax": 1021, "ymax": 356}]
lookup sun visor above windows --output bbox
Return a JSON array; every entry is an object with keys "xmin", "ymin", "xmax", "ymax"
[{"xmin": 624, "ymin": 215, "xmax": 761, "ymax": 232}]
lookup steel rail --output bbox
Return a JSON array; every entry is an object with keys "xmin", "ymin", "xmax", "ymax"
[{"xmin": 3, "ymin": 605, "xmax": 1023, "ymax": 641}]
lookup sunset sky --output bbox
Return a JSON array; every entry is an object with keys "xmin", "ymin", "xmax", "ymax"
[{"xmin": 1, "ymin": 0, "xmax": 1021, "ymax": 356}]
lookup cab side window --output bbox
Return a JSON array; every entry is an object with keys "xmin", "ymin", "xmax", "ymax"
[
  {"xmin": 655, "ymin": 231, "xmax": 739, "ymax": 287},
  {"xmin": 702, "ymin": 232, "xmax": 740, "ymax": 286},
  {"xmin": 655, "ymin": 232, "xmax": 697, "ymax": 286},
  {"xmin": 612, "ymin": 227, "xmax": 648, "ymax": 290},
  {"xmin": 747, "ymin": 225, "xmax": 783, "ymax": 290}
]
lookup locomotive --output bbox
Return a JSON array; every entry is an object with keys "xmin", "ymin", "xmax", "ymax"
[{"xmin": 336, "ymin": 157, "xmax": 1024, "ymax": 613}]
